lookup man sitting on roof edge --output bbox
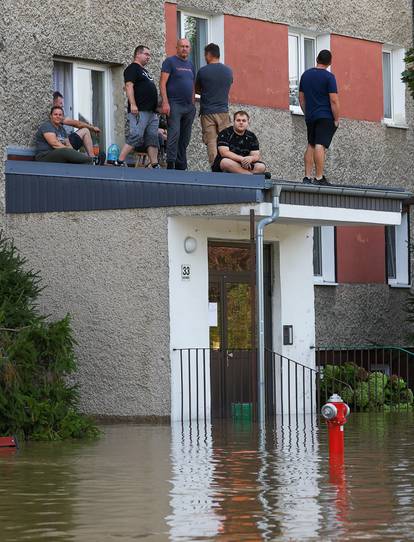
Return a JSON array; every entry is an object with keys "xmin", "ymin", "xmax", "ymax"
[
  {"xmin": 34, "ymin": 106, "xmax": 102, "ymax": 164},
  {"xmin": 212, "ymin": 111, "xmax": 271, "ymax": 179}
]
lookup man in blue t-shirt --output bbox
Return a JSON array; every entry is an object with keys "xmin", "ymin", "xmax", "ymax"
[
  {"xmin": 299, "ymin": 49, "xmax": 340, "ymax": 185},
  {"xmin": 160, "ymin": 38, "xmax": 196, "ymax": 170},
  {"xmin": 195, "ymin": 43, "xmax": 233, "ymax": 165}
]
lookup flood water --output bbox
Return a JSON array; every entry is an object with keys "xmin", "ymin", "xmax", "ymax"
[{"xmin": 1, "ymin": 412, "xmax": 414, "ymax": 541}]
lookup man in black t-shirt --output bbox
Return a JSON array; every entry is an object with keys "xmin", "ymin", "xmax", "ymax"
[
  {"xmin": 212, "ymin": 111, "xmax": 267, "ymax": 175},
  {"xmin": 116, "ymin": 45, "xmax": 160, "ymax": 167}
]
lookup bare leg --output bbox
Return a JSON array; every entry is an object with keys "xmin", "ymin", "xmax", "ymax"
[
  {"xmin": 76, "ymin": 127, "xmax": 94, "ymax": 157},
  {"xmin": 119, "ymin": 143, "xmax": 135, "ymax": 162},
  {"xmin": 304, "ymin": 144, "xmax": 315, "ymax": 178},
  {"xmin": 220, "ymin": 157, "xmax": 253, "ymax": 175},
  {"xmin": 252, "ymin": 162, "xmax": 266, "ymax": 173},
  {"xmin": 314, "ymin": 144, "xmax": 326, "ymax": 179},
  {"xmin": 146, "ymin": 145, "xmax": 158, "ymax": 165}
]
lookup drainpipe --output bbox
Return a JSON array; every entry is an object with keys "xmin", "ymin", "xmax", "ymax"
[{"xmin": 256, "ymin": 184, "xmax": 282, "ymax": 424}]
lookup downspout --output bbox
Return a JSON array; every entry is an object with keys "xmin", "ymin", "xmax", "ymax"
[{"xmin": 256, "ymin": 183, "xmax": 282, "ymax": 424}]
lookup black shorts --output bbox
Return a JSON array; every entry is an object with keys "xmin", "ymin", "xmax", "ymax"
[
  {"xmin": 68, "ymin": 131, "xmax": 83, "ymax": 150},
  {"xmin": 211, "ymin": 155, "xmax": 265, "ymax": 172},
  {"xmin": 211, "ymin": 155, "xmax": 223, "ymax": 172},
  {"xmin": 306, "ymin": 118, "xmax": 337, "ymax": 149}
]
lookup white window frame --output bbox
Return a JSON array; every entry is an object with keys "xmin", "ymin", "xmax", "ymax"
[
  {"xmin": 54, "ymin": 58, "xmax": 113, "ymax": 149},
  {"xmin": 387, "ymin": 213, "xmax": 410, "ymax": 287},
  {"xmin": 382, "ymin": 46, "xmax": 406, "ymax": 128},
  {"xmin": 177, "ymin": 10, "xmax": 225, "ymax": 65},
  {"xmin": 313, "ymin": 226, "xmax": 337, "ymax": 285},
  {"xmin": 288, "ymin": 29, "xmax": 331, "ymax": 115}
]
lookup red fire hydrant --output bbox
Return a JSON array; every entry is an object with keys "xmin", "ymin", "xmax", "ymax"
[{"xmin": 321, "ymin": 394, "xmax": 350, "ymax": 456}]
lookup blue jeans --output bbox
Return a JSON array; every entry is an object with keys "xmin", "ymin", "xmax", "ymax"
[{"xmin": 166, "ymin": 103, "xmax": 196, "ymax": 169}]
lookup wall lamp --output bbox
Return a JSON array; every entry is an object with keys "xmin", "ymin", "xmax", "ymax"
[{"xmin": 184, "ymin": 236, "xmax": 197, "ymax": 254}]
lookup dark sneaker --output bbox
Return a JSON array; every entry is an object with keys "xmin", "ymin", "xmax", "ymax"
[
  {"xmin": 313, "ymin": 176, "xmax": 331, "ymax": 186},
  {"xmin": 93, "ymin": 151, "xmax": 106, "ymax": 166},
  {"xmin": 253, "ymin": 171, "xmax": 272, "ymax": 179},
  {"xmin": 146, "ymin": 163, "xmax": 161, "ymax": 169},
  {"xmin": 303, "ymin": 176, "xmax": 313, "ymax": 184},
  {"xmin": 113, "ymin": 159, "xmax": 126, "ymax": 167}
]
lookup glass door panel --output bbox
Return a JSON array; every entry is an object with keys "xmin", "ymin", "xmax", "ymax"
[
  {"xmin": 209, "ymin": 281, "xmax": 221, "ymax": 350},
  {"xmin": 75, "ymin": 67, "xmax": 106, "ymax": 147},
  {"xmin": 225, "ymin": 283, "xmax": 253, "ymax": 350}
]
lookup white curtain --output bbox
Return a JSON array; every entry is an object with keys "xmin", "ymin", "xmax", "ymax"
[{"xmin": 53, "ymin": 61, "xmax": 74, "ymax": 116}]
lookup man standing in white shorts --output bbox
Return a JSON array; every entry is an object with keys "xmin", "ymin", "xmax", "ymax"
[{"xmin": 115, "ymin": 45, "xmax": 160, "ymax": 168}]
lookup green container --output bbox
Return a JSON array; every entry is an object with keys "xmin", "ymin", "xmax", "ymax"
[{"xmin": 231, "ymin": 402, "xmax": 253, "ymax": 421}]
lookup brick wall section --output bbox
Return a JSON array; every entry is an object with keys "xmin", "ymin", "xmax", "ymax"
[
  {"xmin": 336, "ymin": 225, "xmax": 386, "ymax": 283},
  {"xmin": 164, "ymin": 2, "xmax": 177, "ymax": 56},
  {"xmin": 331, "ymin": 35, "xmax": 384, "ymax": 122},
  {"xmin": 224, "ymin": 15, "xmax": 289, "ymax": 109}
]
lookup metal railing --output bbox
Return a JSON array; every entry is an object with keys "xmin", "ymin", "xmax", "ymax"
[
  {"xmin": 265, "ymin": 349, "xmax": 319, "ymax": 421},
  {"xmin": 172, "ymin": 345, "xmax": 414, "ymax": 421},
  {"xmin": 172, "ymin": 348, "xmax": 320, "ymax": 423},
  {"xmin": 174, "ymin": 348, "xmax": 209, "ymax": 424},
  {"xmin": 316, "ymin": 345, "xmax": 414, "ymax": 412}
]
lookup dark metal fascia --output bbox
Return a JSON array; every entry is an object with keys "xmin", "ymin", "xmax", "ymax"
[
  {"xmin": 271, "ymin": 179, "xmax": 413, "ymax": 201},
  {"xmin": 4, "ymin": 160, "xmax": 268, "ymax": 191}
]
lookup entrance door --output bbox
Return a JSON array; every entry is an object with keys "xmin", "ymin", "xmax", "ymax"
[{"xmin": 208, "ymin": 242, "xmax": 272, "ymax": 418}]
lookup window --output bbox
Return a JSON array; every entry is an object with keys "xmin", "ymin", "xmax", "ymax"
[
  {"xmin": 53, "ymin": 59, "xmax": 113, "ymax": 150},
  {"xmin": 176, "ymin": 11, "xmax": 224, "ymax": 73},
  {"xmin": 386, "ymin": 213, "xmax": 410, "ymax": 286},
  {"xmin": 313, "ymin": 226, "xmax": 336, "ymax": 284},
  {"xmin": 382, "ymin": 47, "xmax": 406, "ymax": 126},
  {"xmin": 177, "ymin": 12, "xmax": 209, "ymax": 72},
  {"xmin": 288, "ymin": 30, "xmax": 330, "ymax": 113}
]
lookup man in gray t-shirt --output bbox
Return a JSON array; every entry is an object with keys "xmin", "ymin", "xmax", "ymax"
[
  {"xmin": 34, "ymin": 106, "xmax": 93, "ymax": 164},
  {"xmin": 195, "ymin": 43, "xmax": 233, "ymax": 165}
]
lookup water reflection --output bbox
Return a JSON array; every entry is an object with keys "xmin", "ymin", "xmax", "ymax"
[
  {"xmin": 169, "ymin": 413, "xmax": 414, "ymax": 541},
  {"xmin": 0, "ymin": 414, "xmax": 413, "ymax": 541},
  {"xmin": 168, "ymin": 416, "xmax": 321, "ymax": 540}
]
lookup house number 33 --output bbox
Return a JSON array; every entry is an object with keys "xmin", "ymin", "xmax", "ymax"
[{"xmin": 181, "ymin": 265, "xmax": 191, "ymax": 280}]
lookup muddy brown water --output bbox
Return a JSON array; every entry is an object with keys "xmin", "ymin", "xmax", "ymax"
[{"xmin": 0, "ymin": 412, "xmax": 413, "ymax": 541}]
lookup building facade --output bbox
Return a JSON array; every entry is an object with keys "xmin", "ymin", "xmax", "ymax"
[{"xmin": 0, "ymin": 1, "xmax": 413, "ymax": 418}]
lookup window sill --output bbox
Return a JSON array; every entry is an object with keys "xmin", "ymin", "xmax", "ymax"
[
  {"xmin": 314, "ymin": 278, "xmax": 337, "ymax": 286},
  {"xmin": 382, "ymin": 120, "xmax": 409, "ymax": 130},
  {"xmin": 388, "ymin": 282, "xmax": 411, "ymax": 289},
  {"xmin": 290, "ymin": 107, "xmax": 304, "ymax": 116}
]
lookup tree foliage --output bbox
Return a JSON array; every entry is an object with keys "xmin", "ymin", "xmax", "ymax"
[
  {"xmin": 402, "ymin": 47, "xmax": 414, "ymax": 100},
  {"xmin": 0, "ymin": 233, "xmax": 100, "ymax": 440}
]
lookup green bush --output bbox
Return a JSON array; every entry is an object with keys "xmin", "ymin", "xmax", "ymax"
[
  {"xmin": 0, "ymin": 233, "xmax": 100, "ymax": 441},
  {"xmin": 320, "ymin": 361, "xmax": 413, "ymax": 412},
  {"xmin": 354, "ymin": 382, "xmax": 369, "ymax": 409},
  {"xmin": 339, "ymin": 386, "xmax": 354, "ymax": 405},
  {"xmin": 320, "ymin": 362, "xmax": 359, "ymax": 396},
  {"xmin": 368, "ymin": 372, "xmax": 388, "ymax": 405}
]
